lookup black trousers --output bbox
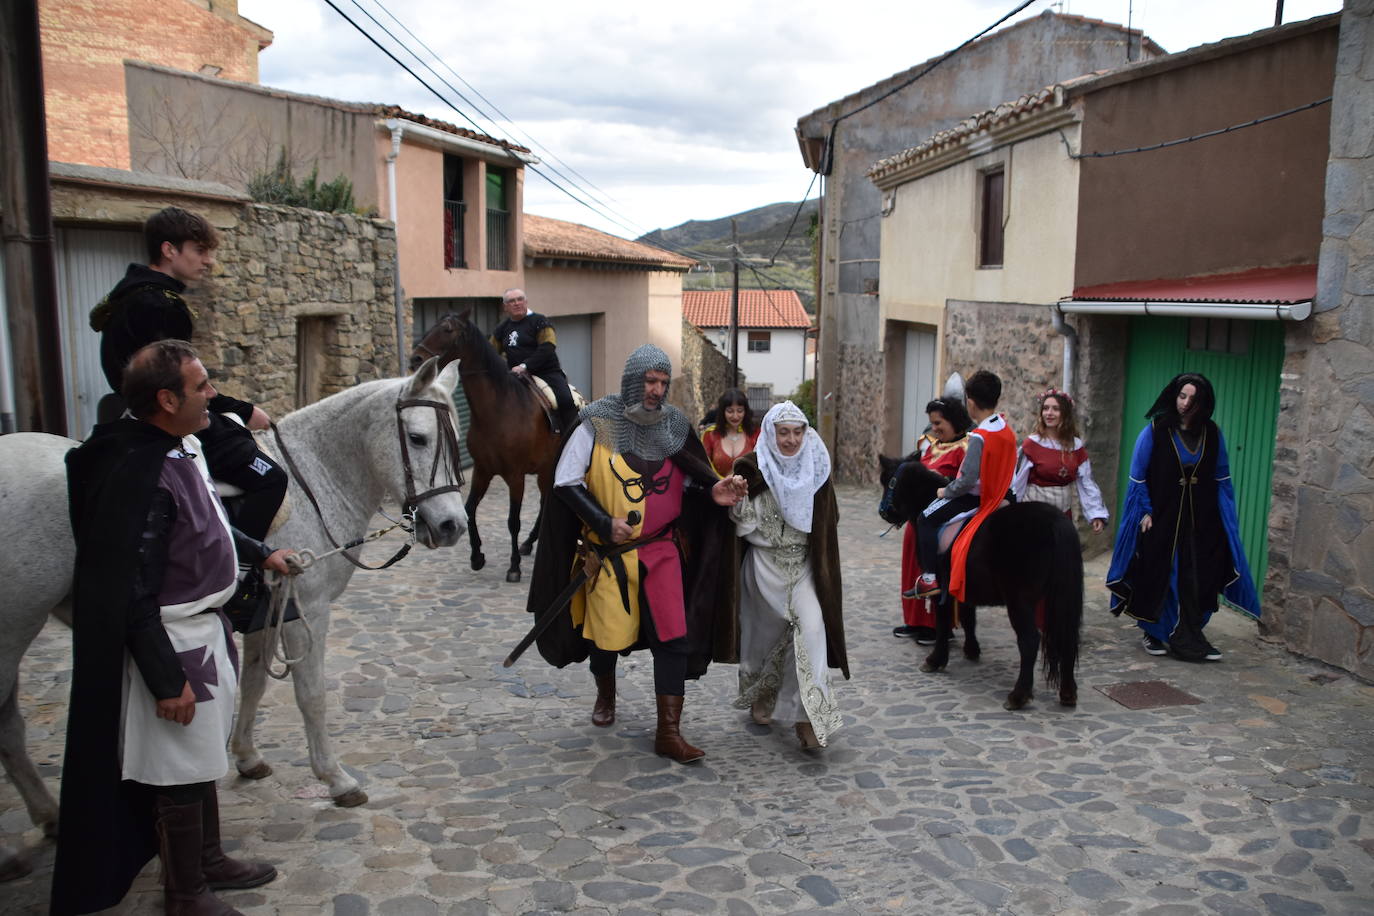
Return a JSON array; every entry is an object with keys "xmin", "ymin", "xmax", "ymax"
[
  {"xmin": 916, "ymin": 493, "xmax": 981, "ymax": 597},
  {"xmin": 587, "ymin": 600, "xmax": 689, "ymax": 696},
  {"xmin": 536, "ymin": 369, "xmax": 578, "ymax": 431}
]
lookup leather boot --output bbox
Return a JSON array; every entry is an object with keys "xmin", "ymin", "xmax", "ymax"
[
  {"xmin": 591, "ymin": 674, "xmax": 616, "ymax": 727},
  {"xmin": 200, "ymin": 785, "xmax": 277, "ymax": 890},
  {"xmin": 155, "ymin": 796, "xmax": 239, "ymax": 916},
  {"xmin": 654, "ymin": 694, "xmax": 704, "ymax": 764}
]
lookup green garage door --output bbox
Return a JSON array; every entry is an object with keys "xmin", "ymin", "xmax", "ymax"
[{"xmin": 1116, "ymin": 315, "xmax": 1284, "ymax": 585}]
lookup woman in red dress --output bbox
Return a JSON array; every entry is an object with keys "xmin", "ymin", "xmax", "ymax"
[
  {"xmin": 896, "ymin": 397, "xmax": 971, "ymax": 643},
  {"xmin": 700, "ymin": 388, "xmax": 760, "ymax": 478},
  {"xmin": 1011, "ymin": 390, "xmax": 1108, "ymax": 531}
]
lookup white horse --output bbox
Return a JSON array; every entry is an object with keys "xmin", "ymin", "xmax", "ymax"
[{"xmin": 0, "ymin": 357, "xmax": 466, "ymax": 876}]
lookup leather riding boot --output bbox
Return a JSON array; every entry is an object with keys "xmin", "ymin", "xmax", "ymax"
[
  {"xmin": 654, "ymin": 694, "xmax": 704, "ymax": 764},
  {"xmin": 155, "ymin": 797, "xmax": 239, "ymax": 916},
  {"xmin": 200, "ymin": 785, "xmax": 277, "ymax": 890},
  {"xmin": 591, "ymin": 674, "xmax": 616, "ymax": 727}
]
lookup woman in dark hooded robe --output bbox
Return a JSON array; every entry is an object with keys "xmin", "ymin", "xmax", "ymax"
[{"xmin": 1106, "ymin": 373, "xmax": 1259, "ymax": 661}]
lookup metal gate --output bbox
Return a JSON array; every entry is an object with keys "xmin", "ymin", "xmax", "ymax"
[
  {"xmin": 54, "ymin": 226, "xmax": 145, "ymax": 438},
  {"xmin": 1115, "ymin": 315, "xmax": 1284, "ymax": 585}
]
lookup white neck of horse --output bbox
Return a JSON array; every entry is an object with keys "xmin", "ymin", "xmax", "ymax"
[{"xmin": 276, "ymin": 381, "xmax": 395, "ymax": 537}]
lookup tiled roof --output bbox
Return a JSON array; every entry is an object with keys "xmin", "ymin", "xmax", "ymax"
[
  {"xmin": 123, "ymin": 62, "xmax": 528, "ymax": 154},
  {"xmin": 682, "ymin": 289, "xmax": 811, "ymax": 329},
  {"xmin": 373, "ymin": 105, "xmax": 530, "ymax": 154},
  {"xmin": 523, "ymin": 214, "xmax": 695, "ymax": 270},
  {"xmin": 867, "ymin": 85, "xmax": 1069, "ymax": 181}
]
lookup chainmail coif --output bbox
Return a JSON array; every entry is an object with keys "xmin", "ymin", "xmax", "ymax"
[{"xmin": 578, "ymin": 344, "xmax": 691, "ymax": 463}]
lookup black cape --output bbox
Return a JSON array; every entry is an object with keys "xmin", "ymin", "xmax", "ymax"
[
  {"xmin": 51, "ymin": 419, "xmax": 182, "ymax": 916},
  {"xmin": 523, "ymin": 421, "xmax": 735, "ymax": 678}
]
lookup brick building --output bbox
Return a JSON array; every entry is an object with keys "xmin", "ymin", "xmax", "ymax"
[{"xmin": 39, "ymin": 0, "xmax": 271, "ymax": 168}]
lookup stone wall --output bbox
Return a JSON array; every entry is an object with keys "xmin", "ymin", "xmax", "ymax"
[
  {"xmin": 943, "ymin": 300, "xmax": 1064, "ymax": 434},
  {"xmin": 186, "ymin": 204, "xmax": 400, "ymax": 418},
  {"xmin": 1264, "ymin": 0, "xmax": 1374, "ymax": 680},
  {"xmin": 834, "ymin": 342, "xmax": 885, "ymax": 484},
  {"xmin": 671, "ymin": 318, "xmax": 736, "ymax": 428},
  {"xmin": 943, "ymin": 300, "xmax": 1123, "ymax": 554}
]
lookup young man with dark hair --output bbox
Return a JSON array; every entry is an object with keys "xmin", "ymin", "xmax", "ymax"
[
  {"xmin": 89, "ymin": 207, "xmax": 288, "ymax": 581},
  {"xmin": 54, "ymin": 340, "xmax": 287, "ymax": 916},
  {"xmin": 914, "ymin": 369, "xmax": 1018, "ymax": 603}
]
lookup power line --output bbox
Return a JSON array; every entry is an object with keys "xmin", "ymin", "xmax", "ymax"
[
  {"xmin": 1068, "ymin": 96, "xmax": 1332, "ymax": 159},
  {"xmin": 820, "ymin": 0, "xmax": 1039, "ymax": 175},
  {"xmin": 364, "ymin": 0, "xmax": 620, "ymax": 208},
  {"xmin": 345, "ymin": 0, "xmax": 726, "ymax": 263},
  {"xmin": 320, "ymin": 0, "xmax": 711, "ymax": 262},
  {"xmin": 766, "ymin": 170, "xmax": 818, "ymax": 266}
]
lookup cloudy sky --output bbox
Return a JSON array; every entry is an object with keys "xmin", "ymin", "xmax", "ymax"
[{"xmin": 238, "ymin": 0, "xmax": 1340, "ymax": 239}]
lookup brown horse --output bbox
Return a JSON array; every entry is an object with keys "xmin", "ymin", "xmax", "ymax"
[{"xmin": 412, "ymin": 310, "xmax": 557, "ymax": 582}]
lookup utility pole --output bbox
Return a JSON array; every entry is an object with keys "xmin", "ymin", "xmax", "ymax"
[
  {"xmin": 1274, "ymin": 0, "xmax": 1284, "ymax": 28},
  {"xmin": 729, "ymin": 218, "xmax": 740, "ymax": 386}
]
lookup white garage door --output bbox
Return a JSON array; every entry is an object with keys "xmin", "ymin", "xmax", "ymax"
[
  {"xmin": 55, "ymin": 226, "xmax": 144, "ymax": 438},
  {"xmin": 551, "ymin": 313, "xmax": 593, "ymax": 398}
]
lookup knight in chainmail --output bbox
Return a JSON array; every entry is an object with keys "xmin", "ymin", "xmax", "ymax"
[{"xmin": 525, "ymin": 344, "xmax": 747, "ymax": 764}]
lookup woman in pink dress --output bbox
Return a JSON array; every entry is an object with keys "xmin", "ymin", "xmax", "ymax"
[{"xmin": 896, "ymin": 397, "xmax": 971, "ymax": 644}]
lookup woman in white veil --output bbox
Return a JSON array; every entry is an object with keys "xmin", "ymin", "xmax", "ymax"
[{"xmin": 728, "ymin": 401, "xmax": 848, "ymax": 751}]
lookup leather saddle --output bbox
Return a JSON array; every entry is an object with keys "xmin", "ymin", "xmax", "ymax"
[{"xmin": 524, "ymin": 376, "xmax": 586, "ymax": 431}]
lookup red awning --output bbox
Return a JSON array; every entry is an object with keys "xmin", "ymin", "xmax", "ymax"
[
  {"xmin": 1061, "ymin": 265, "xmax": 1316, "ymax": 321},
  {"xmin": 1070, "ymin": 265, "xmax": 1316, "ymax": 304}
]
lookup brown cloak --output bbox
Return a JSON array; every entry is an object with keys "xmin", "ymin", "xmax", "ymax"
[{"xmin": 714, "ymin": 453, "xmax": 848, "ymax": 679}]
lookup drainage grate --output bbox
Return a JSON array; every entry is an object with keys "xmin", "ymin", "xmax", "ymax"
[{"xmin": 1095, "ymin": 680, "xmax": 1203, "ymax": 710}]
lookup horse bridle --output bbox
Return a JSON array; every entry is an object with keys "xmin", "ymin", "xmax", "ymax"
[
  {"xmin": 395, "ymin": 395, "xmax": 466, "ymax": 515},
  {"xmin": 270, "ymin": 394, "xmax": 466, "ymax": 571}
]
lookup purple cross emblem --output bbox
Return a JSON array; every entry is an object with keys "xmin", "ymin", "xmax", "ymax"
[{"xmin": 176, "ymin": 645, "xmax": 219, "ymax": 702}]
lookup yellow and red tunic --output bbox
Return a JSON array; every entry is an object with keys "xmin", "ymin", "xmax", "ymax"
[{"xmin": 573, "ymin": 439, "xmax": 688, "ymax": 650}]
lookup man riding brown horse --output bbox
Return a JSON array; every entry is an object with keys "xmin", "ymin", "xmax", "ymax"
[{"xmin": 489, "ymin": 288, "xmax": 578, "ymax": 434}]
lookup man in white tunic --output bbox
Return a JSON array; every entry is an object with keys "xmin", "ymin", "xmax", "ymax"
[{"xmin": 54, "ymin": 340, "xmax": 288, "ymax": 916}]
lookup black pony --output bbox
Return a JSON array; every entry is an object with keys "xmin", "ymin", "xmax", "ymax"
[{"xmin": 878, "ymin": 455, "xmax": 1082, "ymax": 710}]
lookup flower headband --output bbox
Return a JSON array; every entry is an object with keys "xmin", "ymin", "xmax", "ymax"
[{"xmin": 1040, "ymin": 388, "xmax": 1074, "ymax": 405}]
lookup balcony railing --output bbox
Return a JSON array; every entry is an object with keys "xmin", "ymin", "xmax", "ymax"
[
  {"xmin": 443, "ymin": 199, "xmax": 466, "ymax": 269},
  {"xmin": 487, "ymin": 207, "xmax": 510, "ymax": 271}
]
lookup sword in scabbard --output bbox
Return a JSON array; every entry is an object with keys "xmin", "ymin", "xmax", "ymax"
[{"xmin": 502, "ymin": 510, "xmax": 639, "ymax": 668}]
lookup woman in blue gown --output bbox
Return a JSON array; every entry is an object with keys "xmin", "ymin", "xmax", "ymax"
[{"xmin": 1106, "ymin": 373, "xmax": 1259, "ymax": 661}]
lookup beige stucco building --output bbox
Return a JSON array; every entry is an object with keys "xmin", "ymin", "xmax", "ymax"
[{"xmin": 522, "ymin": 214, "xmax": 693, "ymax": 400}]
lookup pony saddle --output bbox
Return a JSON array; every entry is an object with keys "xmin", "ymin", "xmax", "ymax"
[{"xmin": 935, "ymin": 496, "xmax": 1014, "ymax": 554}]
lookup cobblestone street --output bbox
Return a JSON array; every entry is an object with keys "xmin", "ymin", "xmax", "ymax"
[{"xmin": 4, "ymin": 482, "xmax": 1373, "ymax": 915}]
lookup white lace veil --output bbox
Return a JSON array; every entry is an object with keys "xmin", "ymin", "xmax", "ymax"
[{"xmin": 756, "ymin": 401, "xmax": 831, "ymax": 533}]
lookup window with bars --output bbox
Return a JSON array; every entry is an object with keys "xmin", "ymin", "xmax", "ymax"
[{"xmin": 747, "ymin": 330, "xmax": 771, "ymax": 352}]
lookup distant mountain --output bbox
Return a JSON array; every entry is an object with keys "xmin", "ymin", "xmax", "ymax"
[{"xmin": 638, "ymin": 200, "xmax": 819, "ymax": 312}]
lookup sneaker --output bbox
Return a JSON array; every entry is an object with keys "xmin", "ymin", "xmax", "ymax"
[
  {"xmin": 913, "ymin": 626, "xmax": 937, "ymax": 646},
  {"xmin": 1203, "ymin": 643, "xmax": 1222, "ymax": 661},
  {"xmin": 892, "ymin": 625, "xmax": 920, "ymax": 638},
  {"xmin": 914, "ymin": 573, "xmax": 942, "ymax": 598},
  {"xmin": 1141, "ymin": 634, "xmax": 1167, "ymax": 656}
]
